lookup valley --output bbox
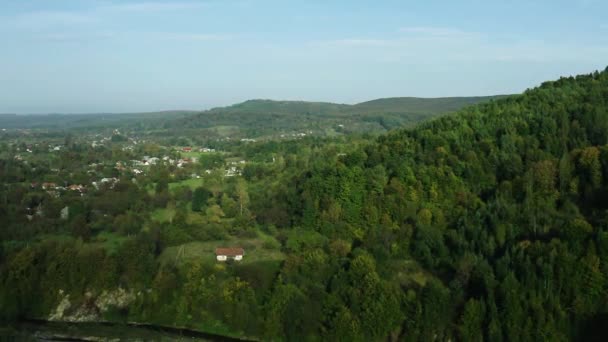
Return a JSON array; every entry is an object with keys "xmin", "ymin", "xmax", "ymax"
[{"xmin": 1, "ymin": 69, "xmax": 607, "ymax": 340}]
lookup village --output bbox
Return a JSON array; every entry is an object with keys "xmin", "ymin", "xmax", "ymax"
[
  {"xmin": 12, "ymin": 137, "xmax": 250, "ymax": 202},
  {"xmin": 1, "ymin": 128, "xmax": 301, "ymax": 269}
]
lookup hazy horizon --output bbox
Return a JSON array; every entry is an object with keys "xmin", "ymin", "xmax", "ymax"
[{"xmin": 1, "ymin": 0, "xmax": 607, "ymax": 113}]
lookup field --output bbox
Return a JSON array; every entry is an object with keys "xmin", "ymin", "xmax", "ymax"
[
  {"xmin": 168, "ymin": 178, "xmax": 205, "ymax": 191},
  {"xmin": 158, "ymin": 232, "xmax": 284, "ymax": 267},
  {"xmin": 146, "ymin": 177, "xmax": 207, "ymax": 196}
]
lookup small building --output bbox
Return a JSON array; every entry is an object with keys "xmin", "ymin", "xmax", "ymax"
[
  {"xmin": 215, "ymin": 247, "xmax": 245, "ymax": 261},
  {"xmin": 42, "ymin": 182, "xmax": 57, "ymax": 190},
  {"xmin": 68, "ymin": 184, "xmax": 85, "ymax": 193}
]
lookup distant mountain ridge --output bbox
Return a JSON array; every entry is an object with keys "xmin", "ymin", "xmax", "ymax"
[
  {"xmin": 164, "ymin": 95, "xmax": 510, "ymax": 135},
  {"xmin": 206, "ymin": 95, "xmax": 509, "ymax": 115},
  {"xmin": 0, "ymin": 95, "xmax": 510, "ymax": 134}
]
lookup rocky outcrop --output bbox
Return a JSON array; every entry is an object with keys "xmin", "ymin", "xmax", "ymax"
[
  {"xmin": 96, "ymin": 288, "xmax": 136, "ymax": 312},
  {"xmin": 48, "ymin": 288, "xmax": 136, "ymax": 322}
]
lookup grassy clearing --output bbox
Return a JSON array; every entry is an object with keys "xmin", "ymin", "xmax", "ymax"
[
  {"xmin": 93, "ymin": 231, "xmax": 130, "ymax": 255},
  {"xmin": 180, "ymin": 151, "xmax": 203, "ymax": 159},
  {"xmin": 146, "ymin": 177, "xmax": 207, "ymax": 196},
  {"xmin": 168, "ymin": 178, "xmax": 205, "ymax": 191},
  {"xmin": 151, "ymin": 207, "xmax": 175, "ymax": 222},
  {"xmin": 159, "ymin": 232, "xmax": 284, "ymax": 267},
  {"xmin": 150, "ymin": 206, "xmax": 207, "ymax": 224},
  {"xmin": 211, "ymin": 125, "xmax": 240, "ymax": 137}
]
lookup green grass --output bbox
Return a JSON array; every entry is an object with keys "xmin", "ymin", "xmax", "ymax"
[
  {"xmin": 180, "ymin": 151, "xmax": 203, "ymax": 159},
  {"xmin": 146, "ymin": 177, "xmax": 207, "ymax": 196},
  {"xmin": 150, "ymin": 206, "xmax": 206, "ymax": 224},
  {"xmin": 158, "ymin": 232, "xmax": 284, "ymax": 267},
  {"xmin": 151, "ymin": 207, "xmax": 175, "ymax": 222},
  {"xmin": 168, "ymin": 178, "xmax": 205, "ymax": 191},
  {"xmin": 211, "ymin": 125, "xmax": 240, "ymax": 136},
  {"xmin": 93, "ymin": 231, "xmax": 130, "ymax": 255}
]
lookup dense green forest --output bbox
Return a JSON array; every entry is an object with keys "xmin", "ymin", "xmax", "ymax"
[{"xmin": 1, "ymin": 69, "xmax": 608, "ymax": 341}]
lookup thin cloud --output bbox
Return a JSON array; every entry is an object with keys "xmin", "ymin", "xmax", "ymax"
[
  {"xmin": 398, "ymin": 26, "xmax": 483, "ymax": 40},
  {"xmin": 11, "ymin": 10, "xmax": 96, "ymax": 30},
  {"xmin": 320, "ymin": 39, "xmax": 396, "ymax": 47},
  {"xmin": 36, "ymin": 31, "xmax": 116, "ymax": 42},
  {"xmin": 35, "ymin": 31, "xmax": 232, "ymax": 43},
  {"xmin": 4, "ymin": 2, "xmax": 205, "ymax": 30},
  {"xmin": 313, "ymin": 26, "xmax": 482, "ymax": 49},
  {"xmin": 312, "ymin": 27, "xmax": 608, "ymax": 64},
  {"xmin": 101, "ymin": 1, "xmax": 206, "ymax": 13},
  {"xmin": 399, "ymin": 26, "xmax": 466, "ymax": 36},
  {"xmin": 158, "ymin": 33, "xmax": 231, "ymax": 41}
]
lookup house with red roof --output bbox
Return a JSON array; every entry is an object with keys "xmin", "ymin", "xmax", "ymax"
[{"xmin": 215, "ymin": 247, "xmax": 245, "ymax": 261}]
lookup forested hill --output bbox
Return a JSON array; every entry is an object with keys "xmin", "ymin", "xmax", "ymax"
[
  {"xmin": 162, "ymin": 95, "xmax": 506, "ymax": 134},
  {"xmin": 349, "ymin": 95, "xmax": 509, "ymax": 114},
  {"xmin": 290, "ymin": 68, "xmax": 608, "ymax": 340}
]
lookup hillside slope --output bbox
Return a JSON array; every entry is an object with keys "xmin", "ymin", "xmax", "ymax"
[
  {"xmin": 288, "ymin": 67, "xmax": 608, "ymax": 340},
  {"xmin": 350, "ymin": 95, "xmax": 510, "ymax": 114}
]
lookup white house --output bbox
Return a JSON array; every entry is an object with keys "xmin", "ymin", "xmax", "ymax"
[{"xmin": 215, "ymin": 247, "xmax": 245, "ymax": 261}]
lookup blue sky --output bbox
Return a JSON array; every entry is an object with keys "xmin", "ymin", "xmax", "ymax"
[{"xmin": 1, "ymin": 0, "xmax": 607, "ymax": 113}]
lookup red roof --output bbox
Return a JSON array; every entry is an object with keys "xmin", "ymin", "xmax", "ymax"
[{"xmin": 215, "ymin": 247, "xmax": 244, "ymax": 256}]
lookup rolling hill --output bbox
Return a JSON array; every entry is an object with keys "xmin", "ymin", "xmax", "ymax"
[
  {"xmin": 163, "ymin": 95, "xmax": 509, "ymax": 136},
  {"xmin": 0, "ymin": 95, "xmax": 509, "ymax": 137}
]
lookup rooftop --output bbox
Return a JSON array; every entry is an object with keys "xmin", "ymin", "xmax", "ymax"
[{"xmin": 215, "ymin": 247, "xmax": 245, "ymax": 256}]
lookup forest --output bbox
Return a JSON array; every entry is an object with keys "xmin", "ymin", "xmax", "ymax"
[{"xmin": 1, "ymin": 68, "xmax": 608, "ymax": 341}]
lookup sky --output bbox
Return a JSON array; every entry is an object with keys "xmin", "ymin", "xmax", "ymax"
[{"xmin": 0, "ymin": 0, "xmax": 607, "ymax": 113}]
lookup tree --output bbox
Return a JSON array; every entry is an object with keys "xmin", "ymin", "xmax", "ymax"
[
  {"xmin": 235, "ymin": 178, "xmax": 250, "ymax": 217},
  {"xmin": 459, "ymin": 298, "xmax": 486, "ymax": 342},
  {"xmin": 191, "ymin": 187, "xmax": 211, "ymax": 212}
]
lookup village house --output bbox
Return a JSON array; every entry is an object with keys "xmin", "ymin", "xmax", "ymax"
[
  {"xmin": 215, "ymin": 247, "xmax": 245, "ymax": 261},
  {"xmin": 131, "ymin": 159, "xmax": 144, "ymax": 167},
  {"xmin": 144, "ymin": 157, "xmax": 160, "ymax": 165},
  {"xmin": 92, "ymin": 177, "xmax": 119, "ymax": 190},
  {"xmin": 68, "ymin": 184, "xmax": 85, "ymax": 193},
  {"xmin": 177, "ymin": 157, "xmax": 191, "ymax": 168},
  {"xmin": 225, "ymin": 166, "xmax": 240, "ymax": 177},
  {"xmin": 42, "ymin": 182, "xmax": 57, "ymax": 190}
]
